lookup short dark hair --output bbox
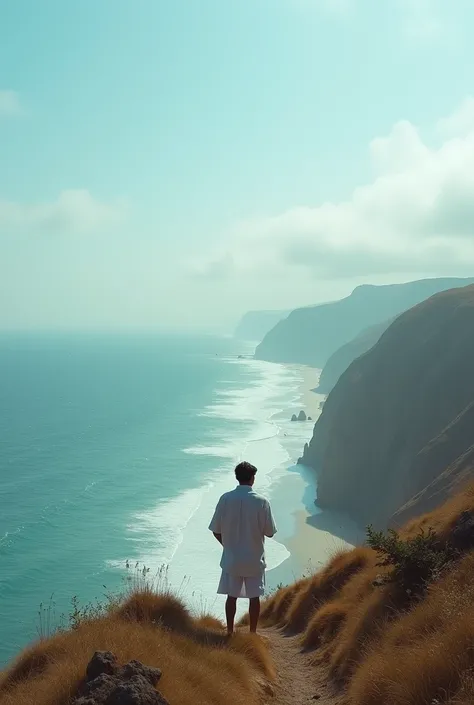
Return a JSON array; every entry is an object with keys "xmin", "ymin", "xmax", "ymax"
[{"xmin": 235, "ymin": 461, "xmax": 257, "ymax": 484}]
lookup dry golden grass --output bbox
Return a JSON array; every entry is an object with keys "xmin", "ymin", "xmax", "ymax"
[
  {"xmin": 256, "ymin": 480, "xmax": 474, "ymax": 704},
  {"xmin": 328, "ymin": 583, "xmax": 405, "ymax": 685},
  {"xmin": 5, "ymin": 483, "xmax": 474, "ymax": 705},
  {"xmin": 347, "ymin": 551, "xmax": 474, "ymax": 705},
  {"xmin": 402, "ymin": 480, "xmax": 474, "ymax": 540},
  {"xmin": 301, "ymin": 600, "xmax": 348, "ymax": 651},
  {"xmin": 0, "ymin": 591, "xmax": 274, "ymax": 705},
  {"xmin": 259, "ymin": 578, "xmax": 309, "ymax": 626},
  {"xmin": 264, "ymin": 548, "xmax": 371, "ymax": 636},
  {"xmin": 446, "ymin": 670, "xmax": 474, "ymax": 704}
]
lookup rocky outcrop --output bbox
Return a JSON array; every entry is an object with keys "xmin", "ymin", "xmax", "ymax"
[
  {"xmin": 300, "ymin": 285, "xmax": 474, "ymax": 528},
  {"xmin": 255, "ymin": 277, "xmax": 474, "ymax": 367},
  {"xmin": 234, "ymin": 310, "xmax": 289, "ymax": 342},
  {"xmin": 291, "ymin": 411, "xmax": 308, "ymax": 421},
  {"xmin": 317, "ymin": 319, "xmax": 393, "ymax": 394},
  {"xmin": 73, "ymin": 652, "xmax": 168, "ymax": 705}
]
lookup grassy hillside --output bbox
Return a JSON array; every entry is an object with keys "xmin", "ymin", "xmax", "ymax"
[
  {"xmin": 254, "ymin": 481, "xmax": 474, "ymax": 705},
  {"xmin": 0, "ymin": 590, "xmax": 273, "ymax": 705},
  {"xmin": 4, "ymin": 484, "xmax": 474, "ymax": 704}
]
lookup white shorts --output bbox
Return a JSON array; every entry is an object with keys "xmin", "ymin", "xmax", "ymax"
[{"xmin": 217, "ymin": 571, "xmax": 265, "ymax": 599}]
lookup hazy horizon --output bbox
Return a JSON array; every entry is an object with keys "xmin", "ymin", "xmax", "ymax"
[{"xmin": 2, "ymin": 0, "xmax": 474, "ymax": 330}]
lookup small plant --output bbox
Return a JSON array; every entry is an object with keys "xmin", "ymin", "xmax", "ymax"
[
  {"xmin": 66, "ymin": 590, "xmax": 119, "ymax": 630},
  {"xmin": 366, "ymin": 525, "xmax": 458, "ymax": 596},
  {"xmin": 265, "ymin": 581, "xmax": 286, "ymax": 597},
  {"xmin": 190, "ymin": 590, "xmax": 219, "ymax": 619},
  {"xmin": 37, "ymin": 595, "xmax": 58, "ymax": 639},
  {"xmin": 35, "ymin": 562, "xmax": 182, "ymax": 636},
  {"xmin": 64, "ymin": 562, "xmax": 170, "ymax": 629}
]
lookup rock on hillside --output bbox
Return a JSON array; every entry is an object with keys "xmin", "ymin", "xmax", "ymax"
[
  {"xmin": 255, "ymin": 277, "xmax": 474, "ymax": 367},
  {"xmin": 300, "ymin": 284, "xmax": 474, "ymax": 528},
  {"xmin": 73, "ymin": 651, "xmax": 168, "ymax": 705},
  {"xmin": 234, "ymin": 310, "xmax": 289, "ymax": 342},
  {"xmin": 317, "ymin": 318, "xmax": 393, "ymax": 394}
]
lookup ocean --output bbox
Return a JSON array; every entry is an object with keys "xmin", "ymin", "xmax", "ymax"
[{"xmin": 0, "ymin": 332, "xmax": 324, "ymax": 665}]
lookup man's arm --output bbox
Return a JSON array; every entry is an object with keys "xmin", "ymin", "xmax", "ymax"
[
  {"xmin": 264, "ymin": 501, "xmax": 277, "ymax": 538},
  {"xmin": 209, "ymin": 497, "xmax": 224, "ymax": 542}
]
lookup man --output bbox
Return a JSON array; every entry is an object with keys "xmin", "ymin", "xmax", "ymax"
[{"xmin": 208, "ymin": 461, "xmax": 277, "ymax": 635}]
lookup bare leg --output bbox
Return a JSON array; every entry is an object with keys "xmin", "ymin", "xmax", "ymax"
[
  {"xmin": 225, "ymin": 596, "xmax": 237, "ymax": 634},
  {"xmin": 249, "ymin": 597, "xmax": 260, "ymax": 633}
]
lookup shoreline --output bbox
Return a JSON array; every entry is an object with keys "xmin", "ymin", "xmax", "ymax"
[
  {"xmin": 125, "ymin": 356, "xmax": 361, "ymax": 617},
  {"xmin": 0, "ymin": 340, "xmax": 357, "ymax": 663},
  {"xmin": 265, "ymin": 364, "xmax": 364, "ymax": 590}
]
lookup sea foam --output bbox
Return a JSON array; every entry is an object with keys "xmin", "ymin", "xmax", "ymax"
[{"xmin": 115, "ymin": 356, "xmax": 309, "ymax": 614}]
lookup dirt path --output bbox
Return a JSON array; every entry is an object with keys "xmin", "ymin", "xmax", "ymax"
[{"xmin": 260, "ymin": 626, "xmax": 343, "ymax": 705}]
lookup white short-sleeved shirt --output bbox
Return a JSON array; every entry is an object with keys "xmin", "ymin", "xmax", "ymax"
[{"xmin": 208, "ymin": 485, "xmax": 277, "ymax": 577}]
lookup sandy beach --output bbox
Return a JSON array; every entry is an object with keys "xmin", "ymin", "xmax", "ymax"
[
  {"xmin": 265, "ymin": 365, "xmax": 364, "ymax": 591},
  {"xmin": 300, "ymin": 365, "xmax": 325, "ymax": 419}
]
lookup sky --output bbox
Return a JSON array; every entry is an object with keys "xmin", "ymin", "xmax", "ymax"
[{"xmin": 2, "ymin": 0, "xmax": 474, "ymax": 331}]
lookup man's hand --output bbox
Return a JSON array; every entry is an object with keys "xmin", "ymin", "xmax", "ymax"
[{"xmin": 213, "ymin": 532, "xmax": 223, "ymax": 545}]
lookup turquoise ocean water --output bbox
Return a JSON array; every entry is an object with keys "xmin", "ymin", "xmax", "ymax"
[{"xmin": 0, "ymin": 332, "xmax": 316, "ymax": 665}]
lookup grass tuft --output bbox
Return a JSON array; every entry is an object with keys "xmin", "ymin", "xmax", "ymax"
[{"xmin": 0, "ymin": 585, "xmax": 273, "ymax": 705}]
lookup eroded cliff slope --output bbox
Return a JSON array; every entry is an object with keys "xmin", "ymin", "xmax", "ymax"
[{"xmin": 300, "ymin": 284, "xmax": 474, "ymax": 527}]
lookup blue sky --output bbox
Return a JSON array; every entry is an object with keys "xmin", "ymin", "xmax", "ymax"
[{"xmin": 2, "ymin": 0, "xmax": 474, "ymax": 329}]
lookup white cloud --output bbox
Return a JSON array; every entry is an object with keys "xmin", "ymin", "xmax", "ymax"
[
  {"xmin": 370, "ymin": 120, "xmax": 430, "ymax": 175},
  {"xmin": 0, "ymin": 189, "xmax": 124, "ymax": 235},
  {"xmin": 436, "ymin": 97, "xmax": 474, "ymax": 138},
  {"xmin": 193, "ymin": 98, "xmax": 474, "ymax": 283},
  {"xmin": 0, "ymin": 90, "xmax": 23, "ymax": 118}
]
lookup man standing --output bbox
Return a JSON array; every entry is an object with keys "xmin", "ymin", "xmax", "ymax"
[{"xmin": 209, "ymin": 461, "xmax": 277, "ymax": 635}]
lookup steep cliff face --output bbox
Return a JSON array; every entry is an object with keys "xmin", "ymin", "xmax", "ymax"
[
  {"xmin": 392, "ymin": 407, "xmax": 474, "ymax": 526},
  {"xmin": 255, "ymin": 277, "xmax": 474, "ymax": 367},
  {"xmin": 301, "ymin": 285, "xmax": 474, "ymax": 528},
  {"xmin": 317, "ymin": 319, "xmax": 393, "ymax": 394},
  {"xmin": 234, "ymin": 310, "xmax": 289, "ymax": 341}
]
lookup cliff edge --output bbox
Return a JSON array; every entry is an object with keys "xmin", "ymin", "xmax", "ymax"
[
  {"xmin": 234, "ymin": 310, "xmax": 289, "ymax": 342},
  {"xmin": 300, "ymin": 284, "xmax": 474, "ymax": 527},
  {"xmin": 317, "ymin": 318, "xmax": 393, "ymax": 394},
  {"xmin": 255, "ymin": 277, "xmax": 474, "ymax": 367}
]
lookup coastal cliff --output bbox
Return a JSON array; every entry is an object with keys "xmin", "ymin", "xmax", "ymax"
[
  {"xmin": 255, "ymin": 277, "xmax": 474, "ymax": 367},
  {"xmin": 300, "ymin": 284, "xmax": 474, "ymax": 527},
  {"xmin": 234, "ymin": 310, "xmax": 289, "ymax": 342},
  {"xmin": 317, "ymin": 318, "xmax": 392, "ymax": 394}
]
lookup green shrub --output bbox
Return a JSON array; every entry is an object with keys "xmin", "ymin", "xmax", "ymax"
[{"xmin": 366, "ymin": 525, "xmax": 458, "ymax": 596}]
